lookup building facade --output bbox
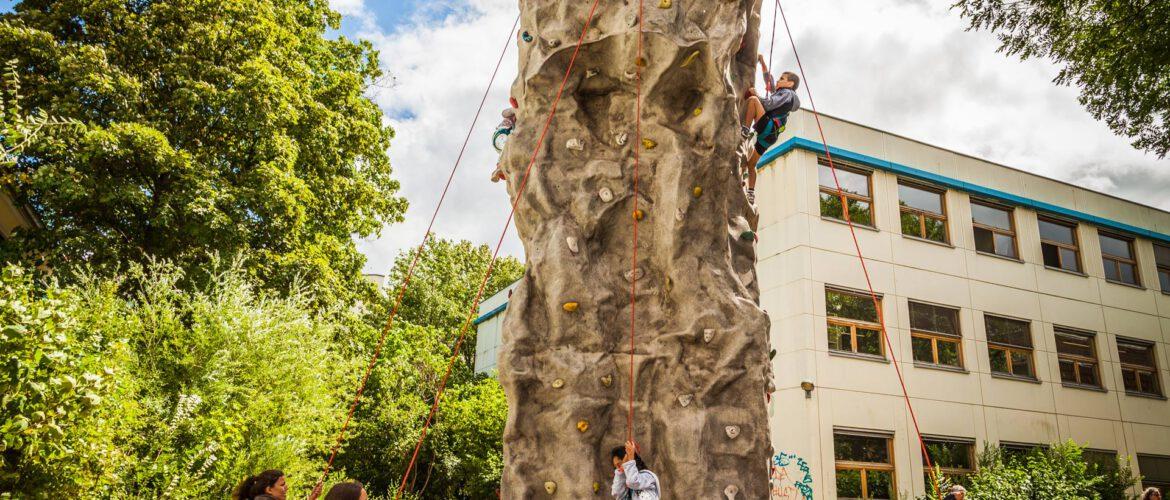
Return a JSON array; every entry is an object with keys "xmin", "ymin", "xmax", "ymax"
[{"xmin": 474, "ymin": 112, "xmax": 1170, "ymax": 498}]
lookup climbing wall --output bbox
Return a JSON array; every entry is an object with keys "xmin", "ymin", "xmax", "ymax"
[{"xmin": 497, "ymin": 0, "xmax": 772, "ymax": 498}]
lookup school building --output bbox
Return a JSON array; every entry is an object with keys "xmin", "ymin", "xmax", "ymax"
[{"xmin": 473, "ymin": 111, "xmax": 1170, "ymax": 498}]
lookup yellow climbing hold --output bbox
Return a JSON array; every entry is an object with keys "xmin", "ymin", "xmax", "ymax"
[
  {"xmin": 563, "ymin": 301, "xmax": 579, "ymax": 312},
  {"xmin": 658, "ymin": 0, "xmax": 672, "ymax": 8},
  {"xmin": 693, "ymin": 107, "xmax": 702, "ymax": 116},
  {"xmin": 642, "ymin": 138, "xmax": 657, "ymax": 149},
  {"xmin": 680, "ymin": 50, "xmax": 700, "ymax": 68},
  {"xmin": 544, "ymin": 481, "xmax": 557, "ymax": 494},
  {"xmin": 633, "ymin": 209, "xmax": 645, "ymax": 221},
  {"xmin": 593, "ymin": 482, "xmax": 602, "ymax": 493},
  {"xmin": 577, "ymin": 420, "xmax": 589, "ymax": 432},
  {"xmin": 693, "ymin": 186, "xmax": 703, "ymax": 197},
  {"xmin": 552, "ymin": 378, "xmax": 565, "ymax": 389}
]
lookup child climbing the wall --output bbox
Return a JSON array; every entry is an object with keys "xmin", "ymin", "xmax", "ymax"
[
  {"xmin": 740, "ymin": 54, "xmax": 800, "ymax": 205},
  {"xmin": 491, "ymin": 98, "xmax": 519, "ymax": 183},
  {"xmin": 610, "ymin": 441, "xmax": 661, "ymax": 499}
]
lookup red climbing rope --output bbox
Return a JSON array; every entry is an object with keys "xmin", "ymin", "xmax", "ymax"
[
  {"xmin": 766, "ymin": 0, "xmax": 779, "ymax": 79},
  {"xmin": 315, "ymin": 12, "xmax": 520, "ymax": 490},
  {"xmin": 627, "ymin": 0, "xmax": 644, "ymax": 444},
  {"xmin": 774, "ymin": 1, "xmax": 942, "ymax": 497},
  {"xmin": 393, "ymin": 1, "xmax": 606, "ymax": 498}
]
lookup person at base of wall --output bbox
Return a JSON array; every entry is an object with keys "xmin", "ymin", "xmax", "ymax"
[
  {"xmin": 233, "ymin": 469, "xmax": 322, "ymax": 500},
  {"xmin": 1142, "ymin": 487, "xmax": 1163, "ymax": 500},
  {"xmin": 610, "ymin": 440, "xmax": 661, "ymax": 500},
  {"xmin": 943, "ymin": 484, "xmax": 966, "ymax": 500}
]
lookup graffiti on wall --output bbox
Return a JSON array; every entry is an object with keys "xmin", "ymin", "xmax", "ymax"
[{"xmin": 770, "ymin": 452, "xmax": 814, "ymax": 500}]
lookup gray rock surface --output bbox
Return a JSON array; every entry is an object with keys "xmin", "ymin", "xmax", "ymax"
[{"xmin": 497, "ymin": 1, "xmax": 773, "ymax": 497}]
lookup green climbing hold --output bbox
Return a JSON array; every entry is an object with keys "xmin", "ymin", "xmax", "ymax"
[
  {"xmin": 521, "ymin": 31, "xmax": 533, "ymax": 43},
  {"xmin": 740, "ymin": 230, "xmax": 755, "ymax": 241}
]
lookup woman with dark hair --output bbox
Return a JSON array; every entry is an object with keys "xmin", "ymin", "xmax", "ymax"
[
  {"xmin": 1141, "ymin": 487, "xmax": 1163, "ymax": 500},
  {"xmin": 233, "ymin": 470, "xmax": 322, "ymax": 500},
  {"xmin": 610, "ymin": 440, "xmax": 660, "ymax": 499},
  {"xmin": 324, "ymin": 481, "xmax": 368, "ymax": 500}
]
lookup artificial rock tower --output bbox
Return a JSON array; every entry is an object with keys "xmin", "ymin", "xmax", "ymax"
[{"xmin": 497, "ymin": 0, "xmax": 773, "ymax": 497}]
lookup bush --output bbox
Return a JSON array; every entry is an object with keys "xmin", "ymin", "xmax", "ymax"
[{"xmin": 960, "ymin": 441, "xmax": 1137, "ymax": 500}]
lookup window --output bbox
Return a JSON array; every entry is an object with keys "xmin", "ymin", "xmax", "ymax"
[
  {"xmin": 899, "ymin": 182, "xmax": 948, "ymax": 243},
  {"xmin": 909, "ymin": 302, "xmax": 962, "ymax": 369},
  {"xmin": 1039, "ymin": 217, "xmax": 1082, "ymax": 273},
  {"xmin": 1117, "ymin": 339, "xmax": 1162, "ymax": 397},
  {"xmin": 1099, "ymin": 232, "xmax": 1140, "ymax": 286},
  {"xmin": 1000, "ymin": 442, "xmax": 1041, "ymax": 463},
  {"xmin": 1054, "ymin": 328, "xmax": 1100, "ymax": 388},
  {"xmin": 835, "ymin": 432, "xmax": 895, "ymax": 499},
  {"xmin": 1155, "ymin": 243, "xmax": 1170, "ymax": 292},
  {"xmin": 826, "ymin": 288, "xmax": 884, "ymax": 358},
  {"xmin": 985, "ymin": 315, "xmax": 1034, "ymax": 379},
  {"xmin": 971, "ymin": 200, "xmax": 1018, "ymax": 259},
  {"xmin": 1139, "ymin": 454, "xmax": 1170, "ymax": 494},
  {"xmin": 1083, "ymin": 449, "xmax": 1120, "ymax": 474},
  {"xmin": 923, "ymin": 439, "xmax": 975, "ymax": 488},
  {"xmin": 819, "ymin": 158, "xmax": 874, "ymax": 227}
]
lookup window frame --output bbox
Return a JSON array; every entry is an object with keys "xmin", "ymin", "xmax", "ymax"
[
  {"xmin": 835, "ymin": 431, "xmax": 897, "ymax": 499},
  {"xmin": 818, "ymin": 157, "xmax": 876, "ymax": 228},
  {"xmin": 1117, "ymin": 337, "xmax": 1163, "ymax": 397},
  {"xmin": 984, "ymin": 314, "xmax": 1035, "ymax": 380},
  {"xmin": 1099, "ymin": 231, "xmax": 1141, "ymax": 287},
  {"xmin": 908, "ymin": 301, "xmax": 963, "ymax": 369},
  {"xmin": 1053, "ymin": 327, "xmax": 1101, "ymax": 389},
  {"xmin": 1138, "ymin": 454, "xmax": 1170, "ymax": 494},
  {"xmin": 826, "ymin": 287, "xmax": 886, "ymax": 359},
  {"xmin": 898, "ymin": 180, "xmax": 949, "ymax": 244},
  {"xmin": 922, "ymin": 437, "xmax": 976, "ymax": 489},
  {"xmin": 1038, "ymin": 216, "xmax": 1083, "ymax": 274},
  {"xmin": 971, "ymin": 199, "xmax": 1019, "ymax": 260},
  {"xmin": 1155, "ymin": 243, "xmax": 1170, "ymax": 293}
]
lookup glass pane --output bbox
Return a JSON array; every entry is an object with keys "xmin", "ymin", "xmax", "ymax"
[
  {"xmin": 836, "ymin": 469, "xmax": 863, "ymax": 499},
  {"xmin": 819, "ymin": 163, "xmax": 870, "ymax": 196},
  {"xmin": 821, "ymin": 192, "xmax": 845, "ymax": 219},
  {"xmin": 898, "ymin": 183, "xmax": 943, "ymax": 214},
  {"xmin": 1122, "ymin": 368, "xmax": 1139, "ymax": 392},
  {"xmin": 972, "ymin": 202, "xmax": 1012, "ymax": 230},
  {"xmin": 994, "ymin": 233, "xmax": 1018, "ymax": 258},
  {"xmin": 856, "ymin": 328, "xmax": 883, "ymax": 356},
  {"xmin": 974, "ymin": 227, "xmax": 995, "ymax": 254},
  {"xmin": 1054, "ymin": 332, "xmax": 1094, "ymax": 358},
  {"xmin": 1041, "ymin": 243, "xmax": 1061, "ymax": 268},
  {"xmin": 1011, "ymin": 351, "xmax": 1034, "ymax": 378},
  {"xmin": 924, "ymin": 217, "xmax": 947, "ymax": 243},
  {"xmin": 835, "ymin": 434, "xmax": 890, "ymax": 463},
  {"xmin": 826, "ymin": 290, "xmax": 879, "ymax": 323},
  {"xmin": 912, "ymin": 336, "xmax": 934, "ymax": 363},
  {"xmin": 1099, "ymin": 234, "xmax": 1133, "ymax": 259},
  {"xmin": 1117, "ymin": 343, "xmax": 1154, "ymax": 366},
  {"xmin": 925, "ymin": 441, "xmax": 973, "ymax": 469},
  {"xmin": 1059, "ymin": 359, "xmax": 1077, "ymax": 383},
  {"xmin": 1038, "ymin": 218, "xmax": 1076, "ymax": 245},
  {"xmin": 866, "ymin": 470, "xmax": 893, "ymax": 499},
  {"xmin": 1103, "ymin": 260, "xmax": 1121, "ymax": 282},
  {"xmin": 1156, "ymin": 244, "xmax": 1170, "ymax": 266},
  {"xmin": 1138, "ymin": 455, "xmax": 1170, "ymax": 483},
  {"xmin": 1118, "ymin": 262, "xmax": 1137, "ymax": 285},
  {"xmin": 1160, "ymin": 270, "xmax": 1170, "ymax": 292},
  {"xmin": 1059, "ymin": 248, "xmax": 1081, "ymax": 272},
  {"xmin": 847, "ymin": 199, "xmax": 873, "ymax": 226},
  {"xmin": 901, "ymin": 211, "xmax": 922, "ymax": 237},
  {"xmin": 989, "ymin": 348, "xmax": 1009, "ymax": 374},
  {"xmin": 1078, "ymin": 363, "xmax": 1099, "ymax": 387},
  {"xmin": 937, "ymin": 340, "xmax": 961, "ymax": 367},
  {"xmin": 828, "ymin": 323, "xmax": 852, "ymax": 352},
  {"xmin": 985, "ymin": 316, "xmax": 1032, "ymax": 347},
  {"xmin": 1138, "ymin": 371, "xmax": 1161, "ymax": 395},
  {"xmin": 909, "ymin": 302, "xmax": 959, "ymax": 336}
]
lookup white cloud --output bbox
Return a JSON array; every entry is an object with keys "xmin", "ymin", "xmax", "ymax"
[{"xmin": 351, "ymin": 0, "xmax": 1169, "ymax": 274}]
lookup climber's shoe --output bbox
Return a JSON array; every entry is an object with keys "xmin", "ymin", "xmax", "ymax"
[{"xmin": 740, "ymin": 125, "xmax": 754, "ymax": 140}]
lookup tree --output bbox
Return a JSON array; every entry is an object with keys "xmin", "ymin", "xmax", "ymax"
[
  {"xmin": 953, "ymin": 0, "xmax": 1170, "ymax": 157},
  {"xmin": 0, "ymin": 0, "xmax": 406, "ymax": 307},
  {"xmin": 957, "ymin": 441, "xmax": 1137, "ymax": 500}
]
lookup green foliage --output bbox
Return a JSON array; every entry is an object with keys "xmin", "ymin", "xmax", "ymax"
[
  {"xmin": 0, "ymin": 59, "xmax": 79, "ymax": 167},
  {"xmin": 961, "ymin": 441, "xmax": 1137, "ymax": 500},
  {"xmin": 0, "ymin": 0, "xmax": 406, "ymax": 307},
  {"xmin": 953, "ymin": 0, "xmax": 1170, "ymax": 157}
]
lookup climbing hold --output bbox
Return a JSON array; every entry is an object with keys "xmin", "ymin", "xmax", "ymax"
[
  {"xmin": 693, "ymin": 107, "xmax": 702, "ymax": 117},
  {"xmin": 615, "ymin": 132, "xmax": 628, "ymax": 146},
  {"xmin": 566, "ymin": 138, "xmax": 584, "ymax": 151},
  {"xmin": 658, "ymin": 0, "xmax": 672, "ymax": 8},
  {"xmin": 703, "ymin": 328, "xmax": 715, "ymax": 343},
  {"xmin": 624, "ymin": 267, "xmax": 644, "ymax": 282},
  {"xmin": 675, "ymin": 208, "xmax": 685, "ymax": 221},
  {"xmin": 566, "ymin": 236, "xmax": 579, "ymax": 254},
  {"xmin": 577, "ymin": 420, "xmax": 589, "ymax": 433},
  {"xmin": 545, "ymin": 481, "xmax": 557, "ymax": 494},
  {"xmin": 600, "ymin": 375, "xmax": 613, "ymax": 387},
  {"xmin": 693, "ymin": 186, "xmax": 702, "ymax": 198},
  {"xmin": 624, "ymin": 70, "xmax": 637, "ymax": 81},
  {"xmin": 664, "ymin": 276, "xmax": 673, "ymax": 294},
  {"xmin": 521, "ymin": 31, "xmax": 533, "ymax": 43},
  {"xmin": 586, "ymin": 68, "xmax": 599, "ymax": 78},
  {"xmin": 678, "ymin": 394, "xmax": 693, "ymax": 407},
  {"xmin": 632, "ymin": 209, "xmax": 645, "ymax": 221},
  {"xmin": 725, "ymin": 425, "xmax": 741, "ymax": 439},
  {"xmin": 680, "ymin": 50, "xmax": 700, "ymax": 68},
  {"xmin": 724, "ymin": 484, "xmax": 739, "ymax": 500},
  {"xmin": 739, "ymin": 230, "xmax": 756, "ymax": 242},
  {"xmin": 544, "ymin": 37, "xmax": 561, "ymax": 48},
  {"xmin": 563, "ymin": 302, "xmax": 579, "ymax": 312},
  {"xmin": 635, "ymin": 56, "xmax": 647, "ymax": 67},
  {"xmin": 598, "ymin": 187, "xmax": 614, "ymax": 202},
  {"xmin": 552, "ymin": 378, "xmax": 565, "ymax": 389},
  {"xmin": 641, "ymin": 138, "xmax": 657, "ymax": 150},
  {"xmin": 593, "ymin": 482, "xmax": 601, "ymax": 494}
]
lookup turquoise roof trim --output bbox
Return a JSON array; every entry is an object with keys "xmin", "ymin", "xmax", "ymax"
[
  {"xmin": 758, "ymin": 136, "xmax": 1170, "ymax": 245},
  {"xmin": 473, "ymin": 302, "xmax": 508, "ymax": 326}
]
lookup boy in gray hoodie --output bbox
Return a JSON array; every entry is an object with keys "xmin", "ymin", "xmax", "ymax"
[{"xmin": 740, "ymin": 54, "xmax": 801, "ymax": 205}]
